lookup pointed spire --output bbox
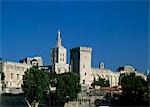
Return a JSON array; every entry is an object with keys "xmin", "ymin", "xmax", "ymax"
[{"xmin": 56, "ymin": 29, "xmax": 62, "ymax": 47}]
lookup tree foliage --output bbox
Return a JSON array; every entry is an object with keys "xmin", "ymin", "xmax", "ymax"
[
  {"xmin": 95, "ymin": 99, "xmax": 101, "ymax": 107},
  {"xmin": 49, "ymin": 72, "xmax": 81, "ymax": 106},
  {"xmin": 92, "ymin": 76, "xmax": 110, "ymax": 87},
  {"xmin": 1, "ymin": 72, "xmax": 6, "ymax": 90},
  {"xmin": 22, "ymin": 67, "xmax": 49, "ymax": 107},
  {"xmin": 22, "ymin": 69, "xmax": 81, "ymax": 107},
  {"xmin": 120, "ymin": 73, "xmax": 149, "ymax": 106},
  {"xmin": 1, "ymin": 72, "xmax": 5, "ymax": 81}
]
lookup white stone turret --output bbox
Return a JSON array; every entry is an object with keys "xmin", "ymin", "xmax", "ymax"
[{"xmin": 99, "ymin": 62, "xmax": 105, "ymax": 69}]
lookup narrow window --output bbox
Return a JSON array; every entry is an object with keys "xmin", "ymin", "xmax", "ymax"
[
  {"xmin": 10, "ymin": 82, "xmax": 12, "ymax": 87},
  {"xmin": 83, "ymin": 80, "xmax": 85, "ymax": 84},
  {"xmin": 11, "ymin": 73, "xmax": 13, "ymax": 79},
  {"xmin": 11, "ymin": 66, "xmax": 13, "ymax": 69},
  {"xmin": 6, "ymin": 81, "xmax": 8, "ymax": 86},
  {"xmin": 58, "ymin": 69, "xmax": 61, "ymax": 74},
  {"xmin": 17, "ymin": 74, "xmax": 19, "ymax": 79},
  {"xmin": 17, "ymin": 83, "xmax": 20, "ymax": 87}
]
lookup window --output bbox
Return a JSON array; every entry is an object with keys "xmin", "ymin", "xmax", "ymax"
[
  {"xmin": 83, "ymin": 80, "xmax": 85, "ymax": 84},
  {"xmin": 60, "ymin": 53, "xmax": 62, "ymax": 56},
  {"xmin": 10, "ymin": 82, "xmax": 12, "ymax": 87},
  {"xmin": 11, "ymin": 73, "xmax": 13, "ymax": 79},
  {"xmin": 17, "ymin": 83, "xmax": 20, "ymax": 87},
  {"xmin": 83, "ymin": 65, "xmax": 85, "ymax": 68},
  {"xmin": 58, "ymin": 69, "xmax": 61, "ymax": 74},
  {"xmin": 6, "ymin": 81, "xmax": 8, "ymax": 86},
  {"xmin": 17, "ymin": 74, "xmax": 19, "ymax": 79},
  {"xmin": 85, "ymin": 73, "xmax": 86, "ymax": 75},
  {"xmin": 60, "ymin": 58, "xmax": 62, "ymax": 61},
  {"xmin": 7, "ymin": 66, "xmax": 10, "ymax": 70},
  {"xmin": 63, "ymin": 58, "xmax": 64, "ymax": 61},
  {"xmin": 63, "ymin": 53, "xmax": 64, "ymax": 56},
  {"xmin": 11, "ymin": 66, "xmax": 13, "ymax": 69}
]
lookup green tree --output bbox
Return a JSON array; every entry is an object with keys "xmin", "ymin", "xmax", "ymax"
[
  {"xmin": 92, "ymin": 76, "xmax": 110, "ymax": 87},
  {"xmin": 95, "ymin": 99, "xmax": 101, "ymax": 107},
  {"xmin": 120, "ymin": 73, "xmax": 149, "ymax": 106},
  {"xmin": 22, "ymin": 67, "xmax": 49, "ymax": 107},
  {"xmin": 50, "ymin": 72, "xmax": 81, "ymax": 106},
  {"xmin": 1, "ymin": 72, "xmax": 6, "ymax": 90}
]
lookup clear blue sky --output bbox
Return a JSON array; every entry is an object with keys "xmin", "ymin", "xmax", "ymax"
[{"xmin": 1, "ymin": 0, "xmax": 149, "ymax": 71}]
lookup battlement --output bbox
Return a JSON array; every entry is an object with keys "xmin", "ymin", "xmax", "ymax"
[
  {"xmin": 33, "ymin": 56, "xmax": 42, "ymax": 59},
  {"xmin": 70, "ymin": 46, "xmax": 92, "ymax": 52},
  {"xmin": 21, "ymin": 56, "xmax": 42, "ymax": 60},
  {"xmin": 79, "ymin": 47, "xmax": 92, "ymax": 52},
  {"xmin": 3, "ymin": 60, "xmax": 32, "ymax": 67}
]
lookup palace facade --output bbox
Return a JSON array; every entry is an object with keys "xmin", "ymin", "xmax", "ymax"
[
  {"xmin": 0, "ymin": 57, "xmax": 43, "ymax": 94},
  {"xmin": 0, "ymin": 30, "xmax": 147, "ymax": 94}
]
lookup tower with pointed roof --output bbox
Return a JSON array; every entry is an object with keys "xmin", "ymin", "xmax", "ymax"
[
  {"xmin": 56, "ymin": 30, "xmax": 62, "ymax": 47},
  {"xmin": 50, "ymin": 30, "xmax": 69, "ymax": 74}
]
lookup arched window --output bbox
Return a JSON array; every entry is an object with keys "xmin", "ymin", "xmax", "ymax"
[
  {"xmin": 101, "ymin": 74, "xmax": 104, "ymax": 78},
  {"xmin": 17, "ymin": 74, "xmax": 19, "ymax": 79},
  {"xmin": 114, "ymin": 76, "xmax": 117, "ymax": 86},
  {"xmin": 83, "ymin": 80, "xmax": 85, "ymax": 84},
  {"xmin": 11, "ymin": 73, "xmax": 13, "ymax": 79},
  {"xmin": 58, "ymin": 69, "xmax": 61, "ymax": 74},
  {"xmin": 10, "ymin": 82, "xmax": 12, "ymax": 87},
  {"xmin": 109, "ymin": 76, "xmax": 113, "ymax": 86},
  {"xmin": 95, "ymin": 75, "xmax": 99, "ymax": 81},
  {"xmin": 106, "ymin": 75, "xmax": 109, "ymax": 80}
]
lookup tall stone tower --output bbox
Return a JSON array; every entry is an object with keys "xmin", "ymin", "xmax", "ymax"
[
  {"xmin": 70, "ymin": 47, "xmax": 92, "ymax": 86},
  {"xmin": 50, "ymin": 30, "xmax": 69, "ymax": 74}
]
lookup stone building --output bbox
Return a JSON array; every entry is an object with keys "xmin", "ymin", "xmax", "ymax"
[
  {"xmin": 70, "ymin": 47, "xmax": 120, "ymax": 87},
  {"xmin": 117, "ymin": 65, "xmax": 147, "ymax": 80},
  {"xmin": 91, "ymin": 63, "xmax": 120, "ymax": 87},
  {"xmin": 0, "ymin": 30, "xmax": 147, "ymax": 95},
  {"xmin": 19, "ymin": 56, "xmax": 43, "ymax": 67},
  {"xmin": 0, "ymin": 56, "xmax": 43, "ymax": 94},
  {"xmin": 50, "ymin": 30, "xmax": 70, "ymax": 74},
  {"xmin": 0, "ymin": 61, "xmax": 32, "ymax": 93},
  {"xmin": 70, "ymin": 46, "xmax": 146, "ymax": 87},
  {"xmin": 70, "ymin": 47, "xmax": 92, "ymax": 85}
]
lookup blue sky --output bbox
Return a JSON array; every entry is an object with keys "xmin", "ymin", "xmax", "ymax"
[{"xmin": 1, "ymin": 0, "xmax": 149, "ymax": 71}]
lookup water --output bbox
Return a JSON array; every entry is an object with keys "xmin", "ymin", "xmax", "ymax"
[{"xmin": 0, "ymin": 94, "xmax": 26, "ymax": 107}]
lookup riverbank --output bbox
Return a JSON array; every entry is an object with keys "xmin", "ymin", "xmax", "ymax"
[{"xmin": 0, "ymin": 93, "xmax": 26, "ymax": 107}]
